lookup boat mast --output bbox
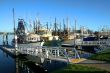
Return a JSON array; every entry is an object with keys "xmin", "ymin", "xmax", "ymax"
[
  {"xmin": 13, "ymin": 8, "xmax": 16, "ymax": 35},
  {"xmin": 12, "ymin": 8, "xmax": 19, "ymax": 73},
  {"xmin": 74, "ymin": 19, "xmax": 76, "ymax": 46}
]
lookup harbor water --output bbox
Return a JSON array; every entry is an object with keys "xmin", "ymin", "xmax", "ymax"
[
  {"xmin": 0, "ymin": 35, "xmax": 67, "ymax": 73},
  {"xmin": 0, "ymin": 49, "xmax": 16, "ymax": 73},
  {"xmin": 0, "ymin": 35, "xmax": 38, "ymax": 73}
]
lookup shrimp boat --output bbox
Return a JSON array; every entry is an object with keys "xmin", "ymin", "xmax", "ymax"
[
  {"xmin": 12, "ymin": 19, "xmax": 59, "ymax": 46},
  {"xmin": 12, "ymin": 19, "xmax": 43, "ymax": 46}
]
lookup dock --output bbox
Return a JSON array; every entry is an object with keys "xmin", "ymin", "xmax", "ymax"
[
  {"xmin": 0, "ymin": 44, "xmax": 87, "ymax": 64},
  {"xmin": 0, "ymin": 45, "xmax": 16, "ymax": 57}
]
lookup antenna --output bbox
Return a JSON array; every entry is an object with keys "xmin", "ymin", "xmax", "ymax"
[
  {"xmin": 36, "ymin": 12, "xmax": 39, "ymax": 22},
  {"xmin": 66, "ymin": 17, "xmax": 69, "ymax": 39},
  {"xmin": 59, "ymin": 22, "xmax": 61, "ymax": 37},
  {"xmin": 46, "ymin": 22, "xmax": 48, "ymax": 30},
  {"xmin": 60, "ymin": 22, "xmax": 61, "ymax": 31},
  {"xmin": 49, "ymin": 17, "xmax": 51, "ymax": 30},
  {"xmin": 33, "ymin": 21, "xmax": 36, "ymax": 33},
  {"xmin": 36, "ymin": 13, "xmax": 39, "ymax": 33},
  {"xmin": 36, "ymin": 19, "xmax": 38, "ymax": 33},
  {"xmin": 63, "ymin": 19, "xmax": 65, "ymax": 31},
  {"xmin": 74, "ymin": 19, "xmax": 77, "ymax": 46},
  {"xmin": 63, "ymin": 19, "xmax": 65, "ymax": 36},
  {"xmin": 66, "ymin": 17, "xmax": 69, "ymax": 32},
  {"xmin": 54, "ymin": 18, "xmax": 57, "ymax": 35},
  {"xmin": 29, "ymin": 20, "xmax": 32, "ymax": 32},
  {"xmin": 74, "ymin": 19, "xmax": 76, "ymax": 35}
]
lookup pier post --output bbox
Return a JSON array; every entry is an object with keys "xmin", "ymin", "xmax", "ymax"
[
  {"xmin": 46, "ymin": 49, "xmax": 49, "ymax": 58},
  {"xmin": 55, "ymin": 49, "xmax": 56, "ymax": 58},
  {"xmin": 3, "ymin": 34, "xmax": 5, "ymax": 46},
  {"xmin": 27, "ymin": 67, "xmax": 30, "ymax": 73},
  {"xmin": 57, "ymin": 49, "xmax": 60, "ymax": 56},
  {"xmin": 35, "ymin": 49, "xmax": 38, "ymax": 56},
  {"xmin": 64, "ymin": 49, "xmax": 67, "ymax": 58},
  {"xmin": 6, "ymin": 34, "xmax": 8, "ymax": 45},
  {"xmin": 41, "ymin": 57, "xmax": 45, "ymax": 63}
]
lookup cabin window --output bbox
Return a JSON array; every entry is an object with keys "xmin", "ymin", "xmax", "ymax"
[
  {"xmin": 34, "ymin": 37, "xmax": 36, "ymax": 40},
  {"xmin": 28, "ymin": 38, "xmax": 29, "ymax": 40},
  {"xmin": 37, "ymin": 38, "xmax": 39, "ymax": 41},
  {"xmin": 38, "ymin": 38, "xmax": 40, "ymax": 41}
]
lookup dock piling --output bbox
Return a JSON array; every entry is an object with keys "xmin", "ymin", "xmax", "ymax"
[
  {"xmin": 3, "ymin": 34, "xmax": 5, "ymax": 46},
  {"xmin": 6, "ymin": 34, "xmax": 8, "ymax": 45}
]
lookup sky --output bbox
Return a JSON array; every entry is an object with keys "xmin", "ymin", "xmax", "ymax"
[{"xmin": 0, "ymin": 0, "xmax": 110, "ymax": 32}]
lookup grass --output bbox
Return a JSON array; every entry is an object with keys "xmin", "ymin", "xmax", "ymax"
[
  {"xmin": 52, "ymin": 64, "xmax": 109, "ymax": 73},
  {"xmin": 89, "ymin": 50, "xmax": 110, "ymax": 62}
]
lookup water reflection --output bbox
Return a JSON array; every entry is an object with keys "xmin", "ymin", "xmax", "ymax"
[
  {"xmin": 42, "ymin": 59, "xmax": 67, "ymax": 72},
  {"xmin": 0, "ymin": 49, "xmax": 67, "ymax": 73},
  {"xmin": 16, "ymin": 55, "xmax": 67, "ymax": 73},
  {"xmin": 0, "ymin": 49, "xmax": 16, "ymax": 73},
  {"xmin": 0, "ymin": 49, "xmax": 47, "ymax": 73},
  {"xmin": 16, "ymin": 57, "xmax": 48, "ymax": 73}
]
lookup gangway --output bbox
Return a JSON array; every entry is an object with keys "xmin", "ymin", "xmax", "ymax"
[{"xmin": 17, "ymin": 44, "xmax": 81, "ymax": 63}]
